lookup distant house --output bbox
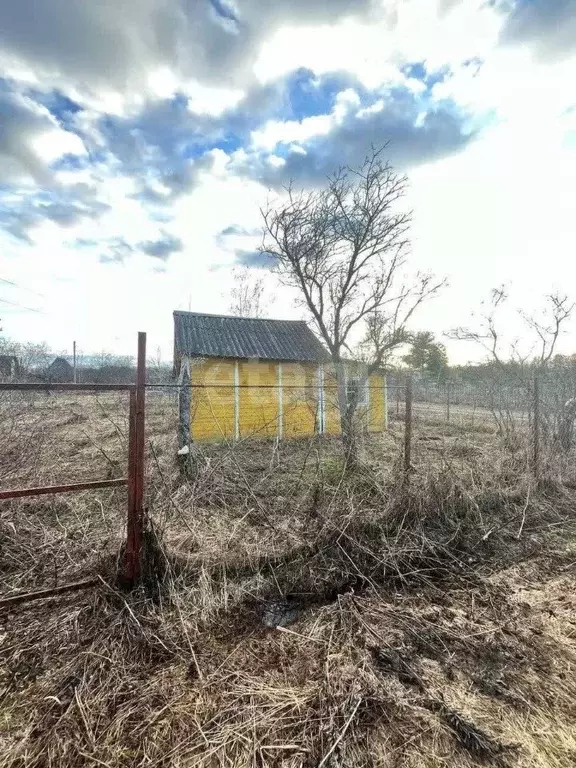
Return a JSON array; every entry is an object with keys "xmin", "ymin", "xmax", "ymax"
[
  {"xmin": 47, "ymin": 357, "xmax": 74, "ymax": 383},
  {"xmin": 0, "ymin": 355, "xmax": 20, "ymax": 379},
  {"xmin": 173, "ymin": 311, "xmax": 387, "ymax": 442}
]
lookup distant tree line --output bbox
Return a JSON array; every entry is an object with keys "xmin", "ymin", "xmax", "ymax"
[{"xmin": 0, "ymin": 333, "xmax": 172, "ymax": 383}]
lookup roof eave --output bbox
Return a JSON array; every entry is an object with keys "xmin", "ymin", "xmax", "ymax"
[{"xmin": 181, "ymin": 352, "xmax": 330, "ymax": 364}]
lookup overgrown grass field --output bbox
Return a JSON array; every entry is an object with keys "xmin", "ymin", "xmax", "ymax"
[{"xmin": 1, "ymin": 391, "xmax": 576, "ymax": 767}]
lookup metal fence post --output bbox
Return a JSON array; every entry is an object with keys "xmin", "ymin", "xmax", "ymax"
[
  {"xmin": 123, "ymin": 332, "xmax": 146, "ymax": 586},
  {"xmin": 446, "ymin": 382, "xmax": 451, "ymax": 423},
  {"xmin": 125, "ymin": 389, "xmax": 137, "ymax": 577},
  {"xmin": 533, "ymin": 372, "xmax": 540, "ymax": 478},
  {"xmin": 404, "ymin": 375, "xmax": 413, "ymax": 478}
]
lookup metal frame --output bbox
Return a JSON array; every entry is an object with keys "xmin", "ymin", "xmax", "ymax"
[
  {"xmin": 0, "ymin": 332, "xmax": 147, "ymax": 606},
  {"xmin": 0, "ymin": 478, "xmax": 128, "ymax": 500}
]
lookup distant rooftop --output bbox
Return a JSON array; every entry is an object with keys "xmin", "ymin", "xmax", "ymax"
[{"xmin": 173, "ymin": 311, "xmax": 330, "ymax": 363}]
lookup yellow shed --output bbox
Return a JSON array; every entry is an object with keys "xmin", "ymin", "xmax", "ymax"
[{"xmin": 173, "ymin": 311, "xmax": 387, "ymax": 443}]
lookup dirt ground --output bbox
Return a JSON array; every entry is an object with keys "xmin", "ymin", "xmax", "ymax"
[{"xmin": 1, "ymin": 391, "xmax": 575, "ymax": 767}]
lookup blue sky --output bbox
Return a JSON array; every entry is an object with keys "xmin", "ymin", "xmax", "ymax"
[{"xmin": 1, "ymin": 0, "xmax": 576, "ymax": 362}]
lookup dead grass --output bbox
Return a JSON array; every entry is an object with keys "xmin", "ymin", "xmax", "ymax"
[{"xmin": 1, "ymin": 392, "xmax": 576, "ymax": 766}]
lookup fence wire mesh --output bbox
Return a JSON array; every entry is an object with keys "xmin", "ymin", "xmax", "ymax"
[{"xmin": 3, "ymin": 370, "xmax": 576, "ymax": 596}]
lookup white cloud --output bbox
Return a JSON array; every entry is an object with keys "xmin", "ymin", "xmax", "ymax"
[
  {"xmin": 254, "ymin": 20, "xmax": 402, "ymax": 89},
  {"xmin": 31, "ymin": 127, "xmax": 86, "ymax": 164},
  {"xmin": 433, "ymin": 47, "xmax": 576, "ymax": 123},
  {"xmin": 2, "ymin": 0, "xmax": 576, "ymax": 366},
  {"xmin": 0, "ymin": 90, "xmax": 65, "ymax": 185},
  {"xmin": 185, "ymin": 82, "xmax": 245, "ymax": 116},
  {"xmin": 392, "ymin": 0, "xmax": 503, "ymax": 70},
  {"xmin": 0, "ymin": 0, "xmax": 378, "ymax": 102},
  {"xmin": 251, "ymin": 113, "xmax": 334, "ymax": 151},
  {"xmin": 148, "ymin": 67, "xmax": 246, "ymax": 115},
  {"xmin": 254, "ymin": 0, "xmax": 503, "ymax": 88}
]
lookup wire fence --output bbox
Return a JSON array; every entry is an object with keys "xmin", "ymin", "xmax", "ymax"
[
  {"xmin": 389, "ymin": 374, "xmax": 576, "ymax": 423},
  {"xmin": 0, "ymin": 336, "xmax": 148, "ymax": 607},
  {"xmin": 388, "ymin": 381, "xmax": 533, "ymax": 430},
  {"xmin": 387, "ymin": 371, "xmax": 576, "ymax": 480},
  {"xmin": 143, "ymin": 372, "xmax": 576, "ymax": 430},
  {"xmin": 4, "ymin": 361, "xmax": 576, "ymax": 607},
  {"xmin": 139, "ymin": 373, "xmax": 570, "ymax": 484}
]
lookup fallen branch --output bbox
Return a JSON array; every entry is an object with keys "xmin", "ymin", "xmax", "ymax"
[{"xmin": 0, "ymin": 578, "xmax": 99, "ymax": 610}]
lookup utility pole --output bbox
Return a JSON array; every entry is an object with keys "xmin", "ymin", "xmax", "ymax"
[{"xmin": 73, "ymin": 340, "xmax": 77, "ymax": 383}]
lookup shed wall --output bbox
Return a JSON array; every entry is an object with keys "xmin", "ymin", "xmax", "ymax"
[
  {"xmin": 190, "ymin": 358, "xmax": 235, "ymax": 439},
  {"xmin": 238, "ymin": 360, "xmax": 279, "ymax": 438},
  {"xmin": 185, "ymin": 357, "xmax": 386, "ymax": 441},
  {"xmin": 281, "ymin": 363, "xmax": 318, "ymax": 437}
]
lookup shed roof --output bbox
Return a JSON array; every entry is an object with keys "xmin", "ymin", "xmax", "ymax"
[
  {"xmin": 174, "ymin": 311, "xmax": 330, "ymax": 363},
  {"xmin": 49, "ymin": 357, "xmax": 73, "ymax": 370}
]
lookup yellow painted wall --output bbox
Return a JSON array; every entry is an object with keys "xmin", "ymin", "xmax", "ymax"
[
  {"xmin": 190, "ymin": 358, "xmax": 235, "ymax": 440},
  {"xmin": 238, "ymin": 360, "xmax": 279, "ymax": 438},
  {"xmin": 187, "ymin": 357, "xmax": 386, "ymax": 440},
  {"xmin": 281, "ymin": 363, "xmax": 318, "ymax": 437},
  {"xmin": 323, "ymin": 365, "xmax": 342, "ymax": 435},
  {"xmin": 322, "ymin": 365, "xmax": 387, "ymax": 435},
  {"xmin": 368, "ymin": 372, "xmax": 386, "ymax": 432}
]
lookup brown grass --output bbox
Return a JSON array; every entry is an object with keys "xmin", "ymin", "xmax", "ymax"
[{"xmin": 1, "ymin": 392, "xmax": 576, "ymax": 767}]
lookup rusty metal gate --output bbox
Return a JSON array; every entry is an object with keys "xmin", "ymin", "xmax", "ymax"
[{"xmin": 0, "ymin": 332, "xmax": 148, "ymax": 607}]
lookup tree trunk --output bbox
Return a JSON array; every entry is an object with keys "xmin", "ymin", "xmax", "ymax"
[
  {"xmin": 336, "ymin": 361, "xmax": 358, "ymax": 466},
  {"xmin": 178, "ymin": 362, "xmax": 197, "ymax": 478}
]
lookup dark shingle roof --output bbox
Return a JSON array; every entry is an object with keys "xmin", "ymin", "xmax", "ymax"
[
  {"xmin": 174, "ymin": 312, "xmax": 330, "ymax": 363},
  {"xmin": 49, "ymin": 357, "xmax": 73, "ymax": 371}
]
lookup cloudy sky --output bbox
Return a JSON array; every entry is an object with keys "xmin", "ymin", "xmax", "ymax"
[{"xmin": 1, "ymin": 0, "xmax": 575, "ymax": 363}]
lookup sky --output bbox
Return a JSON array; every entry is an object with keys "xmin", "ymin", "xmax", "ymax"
[{"xmin": 1, "ymin": 0, "xmax": 576, "ymax": 364}]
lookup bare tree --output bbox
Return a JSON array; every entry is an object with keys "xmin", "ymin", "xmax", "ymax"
[
  {"xmin": 519, "ymin": 293, "xmax": 574, "ymax": 367},
  {"xmin": 262, "ymin": 146, "xmax": 444, "ymax": 462},
  {"xmin": 6, "ymin": 340, "xmax": 51, "ymax": 374},
  {"xmin": 228, "ymin": 266, "xmax": 267, "ymax": 318},
  {"xmin": 449, "ymin": 288, "xmax": 574, "ymax": 379},
  {"xmin": 449, "ymin": 289, "xmax": 576, "ymax": 447}
]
